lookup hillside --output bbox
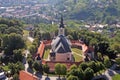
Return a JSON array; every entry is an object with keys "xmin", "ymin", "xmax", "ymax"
[{"xmin": 51, "ymin": 0, "xmax": 120, "ymax": 24}]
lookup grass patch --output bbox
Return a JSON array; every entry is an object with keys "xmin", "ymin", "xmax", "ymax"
[
  {"xmin": 112, "ymin": 74, "xmax": 120, "ymax": 80},
  {"xmin": 23, "ymin": 30, "xmax": 29, "ymax": 36},
  {"xmin": 71, "ymin": 48, "xmax": 82, "ymax": 54},
  {"xmin": 72, "ymin": 53, "xmax": 83, "ymax": 62},
  {"xmin": 2, "ymin": 66, "xmax": 9, "ymax": 71},
  {"xmin": 71, "ymin": 48, "xmax": 83, "ymax": 62},
  {"xmin": 43, "ymin": 49, "xmax": 50, "ymax": 60}
]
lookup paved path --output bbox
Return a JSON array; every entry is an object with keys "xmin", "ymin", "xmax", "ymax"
[
  {"xmin": 24, "ymin": 50, "xmax": 30, "ymax": 71},
  {"xmin": 27, "ymin": 36, "xmax": 34, "ymax": 42},
  {"xmin": 41, "ymin": 75, "xmax": 58, "ymax": 80},
  {"xmin": 72, "ymin": 51, "xmax": 85, "ymax": 58}
]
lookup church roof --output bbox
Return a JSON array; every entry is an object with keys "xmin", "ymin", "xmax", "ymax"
[{"xmin": 51, "ymin": 35, "xmax": 71, "ymax": 53}]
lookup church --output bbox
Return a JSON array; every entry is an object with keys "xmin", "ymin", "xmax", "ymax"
[{"xmin": 49, "ymin": 17, "xmax": 73, "ymax": 62}]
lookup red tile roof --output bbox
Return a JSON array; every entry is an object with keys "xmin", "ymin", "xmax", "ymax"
[
  {"xmin": 37, "ymin": 42, "xmax": 45, "ymax": 58},
  {"xmin": 19, "ymin": 70, "xmax": 39, "ymax": 80}
]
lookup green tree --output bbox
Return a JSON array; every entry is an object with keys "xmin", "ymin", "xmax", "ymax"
[
  {"xmin": 79, "ymin": 62, "xmax": 88, "ymax": 71},
  {"xmin": 8, "ymin": 63, "xmax": 16, "ymax": 75},
  {"xmin": 5, "ymin": 27, "xmax": 22, "ymax": 35},
  {"xmin": 116, "ymin": 58, "xmax": 120, "ymax": 66},
  {"xmin": 84, "ymin": 68, "xmax": 94, "ymax": 80},
  {"xmin": 43, "ymin": 64, "xmax": 50, "ymax": 74},
  {"xmin": 29, "ymin": 45, "xmax": 37, "ymax": 55},
  {"xmin": 67, "ymin": 75, "xmax": 79, "ymax": 80},
  {"xmin": 2, "ymin": 33, "xmax": 25, "ymax": 55},
  {"xmin": 15, "ymin": 62, "xmax": 24, "ymax": 74},
  {"xmin": 33, "ymin": 61, "xmax": 43, "ymax": 73},
  {"xmin": 55, "ymin": 63, "xmax": 61, "ymax": 76},
  {"xmin": 88, "ymin": 61, "xmax": 98, "ymax": 73},
  {"xmin": 27, "ymin": 58, "xmax": 33, "ymax": 68},
  {"xmin": 97, "ymin": 41, "xmax": 109, "ymax": 57},
  {"xmin": 61, "ymin": 64, "xmax": 67, "ymax": 75},
  {"xmin": 97, "ymin": 52, "xmax": 103, "ymax": 61},
  {"xmin": 104, "ymin": 56, "xmax": 111, "ymax": 68},
  {"xmin": 8, "ymin": 62, "xmax": 24, "ymax": 75},
  {"xmin": 69, "ymin": 64, "xmax": 77, "ymax": 70},
  {"xmin": 13, "ymin": 49, "xmax": 23, "ymax": 62},
  {"xmin": 13, "ymin": 73, "xmax": 19, "ymax": 80}
]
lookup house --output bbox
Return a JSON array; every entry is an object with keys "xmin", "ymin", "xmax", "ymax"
[{"xmin": 19, "ymin": 70, "xmax": 39, "ymax": 80}]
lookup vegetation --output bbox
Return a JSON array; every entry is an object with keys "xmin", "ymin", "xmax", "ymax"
[
  {"xmin": 13, "ymin": 73, "xmax": 19, "ymax": 80},
  {"xmin": 43, "ymin": 64, "xmax": 50, "ymax": 74},
  {"xmin": 115, "ymin": 58, "xmax": 120, "ymax": 66},
  {"xmin": 84, "ymin": 68, "xmax": 94, "ymax": 80},
  {"xmin": 33, "ymin": 61, "xmax": 43, "ymax": 73},
  {"xmin": 67, "ymin": 75, "xmax": 79, "ymax": 80},
  {"xmin": 0, "ymin": 4, "xmax": 120, "ymax": 79},
  {"xmin": 67, "ymin": 61, "xmax": 105, "ymax": 80},
  {"xmin": 112, "ymin": 74, "xmax": 120, "ymax": 80},
  {"xmin": 104, "ymin": 56, "xmax": 111, "ymax": 68},
  {"xmin": 8, "ymin": 62, "xmax": 24, "ymax": 75},
  {"xmin": 55, "ymin": 63, "xmax": 67, "ymax": 76},
  {"xmin": 2, "ymin": 33, "xmax": 25, "ymax": 55},
  {"xmin": 27, "ymin": 58, "xmax": 33, "ymax": 68}
]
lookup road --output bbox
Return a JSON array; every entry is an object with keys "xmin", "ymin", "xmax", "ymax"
[{"xmin": 24, "ymin": 50, "xmax": 30, "ymax": 71}]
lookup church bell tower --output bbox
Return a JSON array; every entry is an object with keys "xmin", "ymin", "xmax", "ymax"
[{"xmin": 58, "ymin": 16, "xmax": 65, "ymax": 36}]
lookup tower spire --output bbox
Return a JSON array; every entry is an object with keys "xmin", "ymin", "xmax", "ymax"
[
  {"xmin": 58, "ymin": 15, "xmax": 65, "ymax": 36},
  {"xmin": 59, "ymin": 15, "xmax": 64, "ymax": 28}
]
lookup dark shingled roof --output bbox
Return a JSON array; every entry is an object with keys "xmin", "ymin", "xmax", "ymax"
[{"xmin": 51, "ymin": 35, "xmax": 71, "ymax": 53}]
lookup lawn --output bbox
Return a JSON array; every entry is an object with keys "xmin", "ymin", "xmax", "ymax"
[
  {"xmin": 71, "ymin": 48, "xmax": 83, "ymax": 62},
  {"xmin": 43, "ymin": 49, "xmax": 50, "ymax": 60},
  {"xmin": 112, "ymin": 74, "xmax": 120, "ymax": 80},
  {"xmin": 72, "ymin": 48, "xmax": 82, "ymax": 54}
]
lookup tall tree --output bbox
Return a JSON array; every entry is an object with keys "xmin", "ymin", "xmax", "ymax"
[
  {"xmin": 2, "ymin": 33, "xmax": 25, "ymax": 55},
  {"xmin": 43, "ymin": 64, "xmax": 50, "ymax": 74},
  {"xmin": 33, "ymin": 61, "xmax": 43, "ymax": 73},
  {"xmin": 55, "ymin": 63, "xmax": 61, "ymax": 76},
  {"xmin": 13, "ymin": 49, "xmax": 23, "ymax": 62},
  {"xmin": 84, "ymin": 68, "xmax": 94, "ymax": 80}
]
